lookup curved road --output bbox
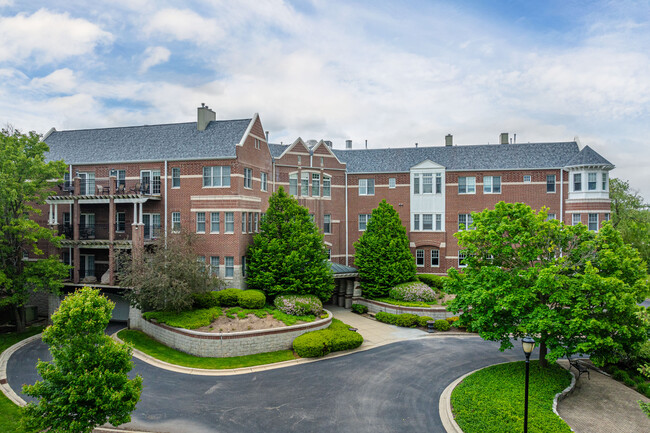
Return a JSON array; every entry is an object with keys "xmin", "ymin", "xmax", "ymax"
[{"xmin": 8, "ymin": 333, "xmax": 527, "ymax": 433}]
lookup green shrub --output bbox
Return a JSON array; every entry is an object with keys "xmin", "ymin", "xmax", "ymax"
[
  {"xmin": 636, "ymin": 382, "xmax": 649, "ymax": 396},
  {"xmin": 216, "ymin": 288, "xmax": 242, "ymax": 307},
  {"xmin": 644, "ymin": 385, "xmax": 650, "ymax": 398},
  {"xmin": 375, "ymin": 311, "xmax": 396, "ymax": 325},
  {"xmin": 635, "ymin": 340, "xmax": 650, "ymax": 364},
  {"xmin": 374, "ymin": 297, "xmax": 436, "ymax": 307},
  {"xmin": 351, "ymin": 304, "xmax": 368, "ymax": 314},
  {"xmin": 446, "ymin": 316, "xmax": 460, "ymax": 325},
  {"xmin": 417, "ymin": 274, "xmax": 447, "ymax": 290},
  {"xmin": 624, "ymin": 376, "xmax": 636, "ymax": 387},
  {"xmin": 418, "ymin": 316, "xmax": 434, "ymax": 327},
  {"xmin": 434, "ymin": 319, "xmax": 450, "ymax": 331},
  {"xmin": 238, "ymin": 290, "xmax": 266, "ymax": 309},
  {"xmin": 143, "ymin": 307, "xmax": 222, "ymax": 329},
  {"xmin": 274, "ymin": 294, "xmax": 323, "ymax": 316},
  {"xmin": 293, "ymin": 319, "xmax": 363, "ymax": 357},
  {"xmin": 192, "ymin": 291, "xmax": 220, "ymax": 309},
  {"xmin": 612, "ymin": 369, "xmax": 628, "ymax": 382},
  {"xmin": 389, "ymin": 281, "xmax": 437, "ymax": 302},
  {"xmin": 394, "ymin": 313, "xmax": 419, "ymax": 328}
]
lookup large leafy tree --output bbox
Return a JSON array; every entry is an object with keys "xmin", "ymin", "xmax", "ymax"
[
  {"xmin": 23, "ymin": 287, "xmax": 143, "ymax": 433},
  {"xmin": 118, "ymin": 232, "xmax": 223, "ymax": 312},
  {"xmin": 446, "ymin": 202, "xmax": 648, "ymax": 367},
  {"xmin": 247, "ymin": 187, "xmax": 334, "ymax": 301},
  {"xmin": 610, "ymin": 177, "xmax": 650, "ymax": 270},
  {"xmin": 0, "ymin": 127, "xmax": 69, "ymax": 332},
  {"xmin": 354, "ymin": 199, "xmax": 416, "ymax": 298}
]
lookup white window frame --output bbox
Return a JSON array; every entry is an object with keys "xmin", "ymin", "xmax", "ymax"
[
  {"xmin": 458, "ymin": 252, "xmax": 467, "ymax": 268},
  {"xmin": 435, "ymin": 173, "xmax": 442, "ymax": 193},
  {"xmin": 225, "ymin": 212, "xmax": 234, "ymax": 233},
  {"xmin": 413, "ymin": 214, "xmax": 420, "ymax": 231},
  {"xmin": 172, "ymin": 212, "xmax": 181, "ymax": 233},
  {"xmin": 459, "ymin": 214, "xmax": 474, "ymax": 231},
  {"xmin": 210, "ymin": 212, "xmax": 220, "ymax": 233},
  {"xmin": 196, "ymin": 212, "xmax": 206, "ymax": 233},
  {"xmin": 389, "ymin": 178, "xmax": 396, "ymax": 189},
  {"xmin": 359, "ymin": 214, "xmax": 371, "ymax": 231},
  {"xmin": 203, "ymin": 166, "xmax": 231, "ymax": 188},
  {"xmin": 301, "ymin": 172, "xmax": 309, "ymax": 196},
  {"xmin": 416, "ymin": 249, "xmax": 425, "ymax": 267},
  {"xmin": 172, "ymin": 167, "xmax": 181, "ymax": 188},
  {"xmin": 323, "ymin": 176, "xmax": 331, "ymax": 198},
  {"xmin": 523, "ymin": 175, "xmax": 531, "ymax": 183},
  {"xmin": 572, "ymin": 213, "xmax": 581, "ymax": 226},
  {"xmin": 312, "ymin": 173, "xmax": 320, "ymax": 197},
  {"xmin": 435, "ymin": 214, "xmax": 442, "ymax": 231},
  {"xmin": 547, "ymin": 174, "xmax": 556, "ymax": 193},
  {"xmin": 547, "ymin": 213, "xmax": 556, "ymax": 221},
  {"xmin": 413, "ymin": 174, "xmax": 420, "ymax": 194},
  {"xmin": 359, "ymin": 178, "xmax": 375, "ymax": 196},
  {"xmin": 244, "ymin": 168, "xmax": 253, "ymax": 189},
  {"xmin": 422, "ymin": 214, "xmax": 433, "ymax": 230},
  {"xmin": 483, "ymin": 176, "xmax": 501, "ymax": 194},
  {"xmin": 79, "ymin": 172, "xmax": 95, "ymax": 195},
  {"xmin": 116, "ymin": 212, "xmax": 125, "ymax": 232},
  {"xmin": 573, "ymin": 173, "xmax": 582, "ymax": 192},
  {"xmin": 431, "ymin": 249, "xmax": 439, "ymax": 267},
  {"xmin": 422, "ymin": 173, "xmax": 433, "ymax": 194},
  {"xmin": 261, "ymin": 172, "xmax": 268, "ymax": 192},
  {"xmin": 210, "ymin": 256, "xmax": 220, "ymax": 276},
  {"xmin": 140, "ymin": 169, "xmax": 161, "ymax": 195},
  {"xmin": 225, "ymin": 257, "xmax": 234, "ymax": 278},
  {"xmin": 458, "ymin": 176, "xmax": 476, "ymax": 194},
  {"xmin": 588, "ymin": 172, "xmax": 597, "ymax": 191},
  {"xmin": 242, "ymin": 212, "xmax": 247, "ymax": 233},
  {"xmin": 324, "ymin": 214, "xmax": 331, "ymax": 234},
  {"xmin": 601, "ymin": 172, "xmax": 608, "ymax": 191},
  {"xmin": 588, "ymin": 213, "xmax": 598, "ymax": 231},
  {"xmin": 289, "ymin": 173, "xmax": 298, "ymax": 196}
]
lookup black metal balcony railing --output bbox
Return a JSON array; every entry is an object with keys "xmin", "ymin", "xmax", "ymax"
[
  {"xmin": 59, "ymin": 223, "xmax": 155, "ymax": 241},
  {"xmin": 57, "ymin": 179, "xmax": 162, "ymax": 196},
  {"xmin": 59, "ymin": 224, "xmax": 73, "ymax": 239},
  {"xmin": 144, "ymin": 224, "xmax": 162, "ymax": 241}
]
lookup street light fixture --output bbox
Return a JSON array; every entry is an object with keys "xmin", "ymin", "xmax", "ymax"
[{"xmin": 522, "ymin": 335, "xmax": 535, "ymax": 433}]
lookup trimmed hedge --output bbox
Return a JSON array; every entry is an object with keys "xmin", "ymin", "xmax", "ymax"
[
  {"xmin": 293, "ymin": 318, "xmax": 363, "ymax": 357},
  {"xmin": 192, "ymin": 291, "xmax": 220, "ymax": 309},
  {"xmin": 417, "ymin": 316, "xmax": 433, "ymax": 327},
  {"xmin": 416, "ymin": 274, "xmax": 447, "ymax": 291},
  {"xmin": 274, "ymin": 294, "xmax": 323, "ymax": 316},
  {"xmin": 375, "ymin": 312, "xmax": 454, "ymax": 331},
  {"xmin": 239, "ymin": 290, "xmax": 266, "ymax": 309},
  {"xmin": 389, "ymin": 281, "xmax": 437, "ymax": 302},
  {"xmin": 216, "ymin": 288, "xmax": 242, "ymax": 307},
  {"xmin": 434, "ymin": 319, "xmax": 450, "ymax": 331},
  {"xmin": 351, "ymin": 304, "xmax": 368, "ymax": 314}
]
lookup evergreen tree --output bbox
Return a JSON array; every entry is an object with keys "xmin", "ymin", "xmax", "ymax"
[
  {"xmin": 247, "ymin": 187, "xmax": 334, "ymax": 301},
  {"xmin": 354, "ymin": 200, "xmax": 416, "ymax": 298},
  {"xmin": 23, "ymin": 287, "xmax": 142, "ymax": 433}
]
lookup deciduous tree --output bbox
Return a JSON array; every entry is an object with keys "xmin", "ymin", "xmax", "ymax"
[
  {"xmin": 23, "ymin": 287, "xmax": 142, "ymax": 433},
  {"xmin": 247, "ymin": 187, "xmax": 334, "ymax": 301},
  {"xmin": 354, "ymin": 200, "xmax": 416, "ymax": 298},
  {"xmin": 446, "ymin": 202, "xmax": 648, "ymax": 367},
  {"xmin": 118, "ymin": 232, "xmax": 223, "ymax": 312},
  {"xmin": 0, "ymin": 127, "xmax": 69, "ymax": 332},
  {"xmin": 610, "ymin": 178, "xmax": 650, "ymax": 270}
]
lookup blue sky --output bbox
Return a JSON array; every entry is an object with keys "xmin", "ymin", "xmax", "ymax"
[{"xmin": 1, "ymin": 0, "xmax": 649, "ymax": 199}]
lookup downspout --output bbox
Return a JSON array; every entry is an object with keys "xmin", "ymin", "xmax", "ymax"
[
  {"xmin": 560, "ymin": 168, "xmax": 564, "ymax": 224},
  {"xmin": 345, "ymin": 171, "xmax": 349, "ymax": 266},
  {"xmin": 164, "ymin": 160, "xmax": 168, "ymax": 245},
  {"xmin": 69, "ymin": 164, "xmax": 73, "ymax": 268}
]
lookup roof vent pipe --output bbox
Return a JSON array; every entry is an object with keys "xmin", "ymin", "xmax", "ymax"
[
  {"xmin": 365, "ymin": 139, "xmax": 368, "ymax": 149},
  {"xmin": 500, "ymin": 132, "xmax": 509, "ymax": 145},
  {"xmin": 346, "ymin": 140, "xmax": 352, "ymax": 149},
  {"xmin": 265, "ymin": 131, "xmax": 269, "ymax": 142},
  {"xmin": 415, "ymin": 142, "xmax": 418, "ymax": 148},
  {"xmin": 445, "ymin": 134, "xmax": 453, "ymax": 147}
]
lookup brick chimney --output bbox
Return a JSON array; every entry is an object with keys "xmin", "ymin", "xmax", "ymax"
[
  {"xmin": 445, "ymin": 134, "xmax": 453, "ymax": 146},
  {"xmin": 197, "ymin": 103, "xmax": 216, "ymax": 131},
  {"xmin": 500, "ymin": 132, "xmax": 509, "ymax": 145}
]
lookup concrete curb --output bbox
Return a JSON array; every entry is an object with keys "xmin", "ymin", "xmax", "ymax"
[
  {"xmin": 0, "ymin": 333, "xmax": 42, "ymax": 406},
  {"xmin": 439, "ymin": 360, "xmax": 577, "ymax": 433}
]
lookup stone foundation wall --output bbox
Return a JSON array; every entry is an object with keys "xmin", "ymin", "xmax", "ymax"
[
  {"xmin": 353, "ymin": 297, "xmax": 456, "ymax": 320},
  {"xmin": 129, "ymin": 308, "xmax": 332, "ymax": 357}
]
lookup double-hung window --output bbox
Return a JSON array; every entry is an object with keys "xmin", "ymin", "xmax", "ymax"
[
  {"xmin": 225, "ymin": 257, "xmax": 234, "ymax": 278},
  {"xmin": 588, "ymin": 172, "xmax": 597, "ymax": 191},
  {"xmin": 416, "ymin": 249, "xmax": 425, "ymax": 267},
  {"xmin": 547, "ymin": 213, "xmax": 556, "ymax": 221},
  {"xmin": 588, "ymin": 213, "xmax": 598, "ymax": 231},
  {"xmin": 261, "ymin": 172, "xmax": 268, "ymax": 191},
  {"xmin": 203, "ymin": 166, "xmax": 231, "ymax": 187},
  {"xmin": 196, "ymin": 212, "xmax": 206, "ymax": 233},
  {"xmin": 172, "ymin": 212, "xmax": 181, "ymax": 232},
  {"xmin": 413, "ymin": 174, "xmax": 420, "ymax": 194},
  {"xmin": 172, "ymin": 167, "xmax": 180, "ymax": 188},
  {"xmin": 289, "ymin": 173, "xmax": 298, "ymax": 196},
  {"xmin": 301, "ymin": 173, "xmax": 309, "ymax": 196},
  {"xmin": 323, "ymin": 176, "xmax": 331, "ymax": 197},
  {"xmin": 210, "ymin": 256, "xmax": 219, "ymax": 276},
  {"xmin": 435, "ymin": 173, "xmax": 442, "ymax": 193},
  {"xmin": 458, "ymin": 252, "xmax": 467, "ymax": 268},
  {"xmin": 483, "ymin": 176, "xmax": 501, "ymax": 193},
  {"xmin": 602, "ymin": 172, "xmax": 608, "ymax": 190},
  {"xmin": 413, "ymin": 214, "xmax": 420, "ymax": 231},
  {"xmin": 116, "ymin": 170, "xmax": 126, "ymax": 189},
  {"xmin": 225, "ymin": 212, "xmax": 234, "ymax": 233},
  {"xmin": 458, "ymin": 214, "xmax": 474, "ymax": 231},
  {"xmin": 359, "ymin": 179, "xmax": 375, "ymax": 195},
  {"xmin": 324, "ymin": 214, "xmax": 331, "ymax": 234},
  {"xmin": 572, "ymin": 213, "xmax": 581, "ymax": 226},
  {"xmin": 458, "ymin": 176, "xmax": 475, "ymax": 194},
  {"xmin": 389, "ymin": 178, "xmax": 396, "ymax": 188},
  {"xmin": 523, "ymin": 175, "xmax": 531, "ymax": 183},
  {"xmin": 422, "ymin": 214, "xmax": 433, "ymax": 230},
  {"xmin": 359, "ymin": 214, "xmax": 371, "ymax": 231},
  {"xmin": 242, "ymin": 212, "xmax": 247, "ymax": 233},
  {"xmin": 435, "ymin": 214, "xmax": 442, "ymax": 231},
  {"xmin": 431, "ymin": 249, "xmax": 439, "ymax": 267},
  {"xmin": 248, "ymin": 212, "xmax": 253, "ymax": 233},
  {"xmin": 116, "ymin": 212, "xmax": 125, "ymax": 232},
  {"xmin": 244, "ymin": 168, "xmax": 253, "ymax": 189},
  {"xmin": 422, "ymin": 174, "xmax": 433, "ymax": 193},
  {"xmin": 254, "ymin": 213, "xmax": 259, "ymax": 232},
  {"xmin": 547, "ymin": 174, "xmax": 556, "ymax": 193},
  {"xmin": 573, "ymin": 173, "xmax": 582, "ymax": 191},
  {"xmin": 210, "ymin": 212, "xmax": 220, "ymax": 233},
  {"xmin": 312, "ymin": 173, "xmax": 320, "ymax": 197}
]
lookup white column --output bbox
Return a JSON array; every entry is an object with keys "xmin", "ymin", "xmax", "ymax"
[
  {"xmin": 54, "ymin": 204, "xmax": 58, "ymax": 224},
  {"xmin": 133, "ymin": 202, "xmax": 138, "ymax": 224},
  {"xmin": 139, "ymin": 202, "xmax": 144, "ymax": 225},
  {"xmin": 49, "ymin": 204, "xmax": 53, "ymax": 224}
]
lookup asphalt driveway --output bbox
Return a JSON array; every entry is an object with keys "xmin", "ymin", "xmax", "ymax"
[{"xmin": 7, "ymin": 333, "xmax": 526, "ymax": 433}]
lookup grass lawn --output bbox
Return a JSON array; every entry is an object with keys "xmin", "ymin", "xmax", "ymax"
[
  {"xmin": 451, "ymin": 360, "xmax": 572, "ymax": 433},
  {"xmin": 118, "ymin": 329, "xmax": 297, "ymax": 369},
  {"xmin": 0, "ymin": 325, "xmax": 44, "ymax": 433}
]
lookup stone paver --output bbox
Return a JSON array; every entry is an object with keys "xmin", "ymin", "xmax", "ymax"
[{"xmin": 557, "ymin": 360, "xmax": 650, "ymax": 433}]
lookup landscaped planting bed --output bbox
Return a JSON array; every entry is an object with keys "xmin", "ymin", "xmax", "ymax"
[{"xmin": 451, "ymin": 361, "xmax": 572, "ymax": 433}]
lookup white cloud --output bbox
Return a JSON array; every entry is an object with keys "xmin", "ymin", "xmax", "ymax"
[
  {"xmin": 0, "ymin": 0, "xmax": 14, "ymax": 7},
  {"xmin": 30, "ymin": 68, "xmax": 78, "ymax": 93},
  {"xmin": 139, "ymin": 46, "xmax": 171, "ymax": 73},
  {"xmin": 144, "ymin": 8, "xmax": 225, "ymax": 44},
  {"xmin": 0, "ymin": 9, "xmax": 113, "ymax": 64}
]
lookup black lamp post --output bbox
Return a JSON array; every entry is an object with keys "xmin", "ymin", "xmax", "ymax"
[{"xmin": 522, "ymin": 335, "xmax": 535, "ymax": 433}]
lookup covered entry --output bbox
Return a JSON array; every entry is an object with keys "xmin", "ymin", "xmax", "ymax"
[{"xmin": 327, "ymin": 263, "xmax": 359, "ymax": 309}]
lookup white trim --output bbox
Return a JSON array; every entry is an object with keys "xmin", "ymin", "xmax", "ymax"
[
  {"xmin": 237, "ymin": 114, "xmax": 258, "ymax": 147},
  {"xmin": 190, "ymin": 195, "xmax": 261, "ymax": 202}
]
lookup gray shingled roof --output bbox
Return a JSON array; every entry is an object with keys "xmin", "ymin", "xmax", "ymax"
[
  {"xmin": 330, "ymin": 142, "xmax": 610, "ymax": 173},
  {"xmin": 44, "ymin": 119, "xmax": 252, "ymax": 164},
  {"xmin": 328, "ymin": 262, "xmax": 358, "ymax": 274},
  {"xmin": 268, "ymin": 143, "xmax": 289, "ymax": 158},
  {"xmin": 565, "ymin": 145, "xmax": 614, "ymax": 168}
]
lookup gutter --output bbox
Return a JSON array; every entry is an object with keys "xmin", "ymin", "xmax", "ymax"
[{"xmin": 345, "ymin": 171, "xmax": 349, "ymax": 266}]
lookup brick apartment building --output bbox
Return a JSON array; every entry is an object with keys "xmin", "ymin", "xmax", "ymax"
[{"xmin": 39, "ymin": 105, "xmax": 614, "ymax": 301}]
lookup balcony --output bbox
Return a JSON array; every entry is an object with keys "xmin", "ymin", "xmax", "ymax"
[
  {"xmin": 56, "ymin": 179, "xmax": 161, "ymax": 196},
  {"xmin": 78, "ymin": 263, "xmax": 110, "ymax": 285},
  {"xmin": 58, "ymin": 223, "xmax": 135, "ymax": 242}
]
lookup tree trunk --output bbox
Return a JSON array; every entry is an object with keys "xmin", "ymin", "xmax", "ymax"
[
  {"xmin": 538, "ymin": 339, "xmax": 548, "ymax": 368},
  {"xmin": 13, "ymin": 304, "xmax": 26, "ymax": 333}
]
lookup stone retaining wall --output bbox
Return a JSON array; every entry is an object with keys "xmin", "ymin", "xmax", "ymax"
[
  {"xmin": 128, "ymin": 308, "xmax": 332, "ymax": 358},
  {"xmin": 353, "ymin": 297, "xmax": 456, "ymax": 320}
]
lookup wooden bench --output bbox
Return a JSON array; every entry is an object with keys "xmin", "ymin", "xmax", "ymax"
[{"xmin": 567, "ymin": 356, "xmax": 590, "ymax": 380}]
